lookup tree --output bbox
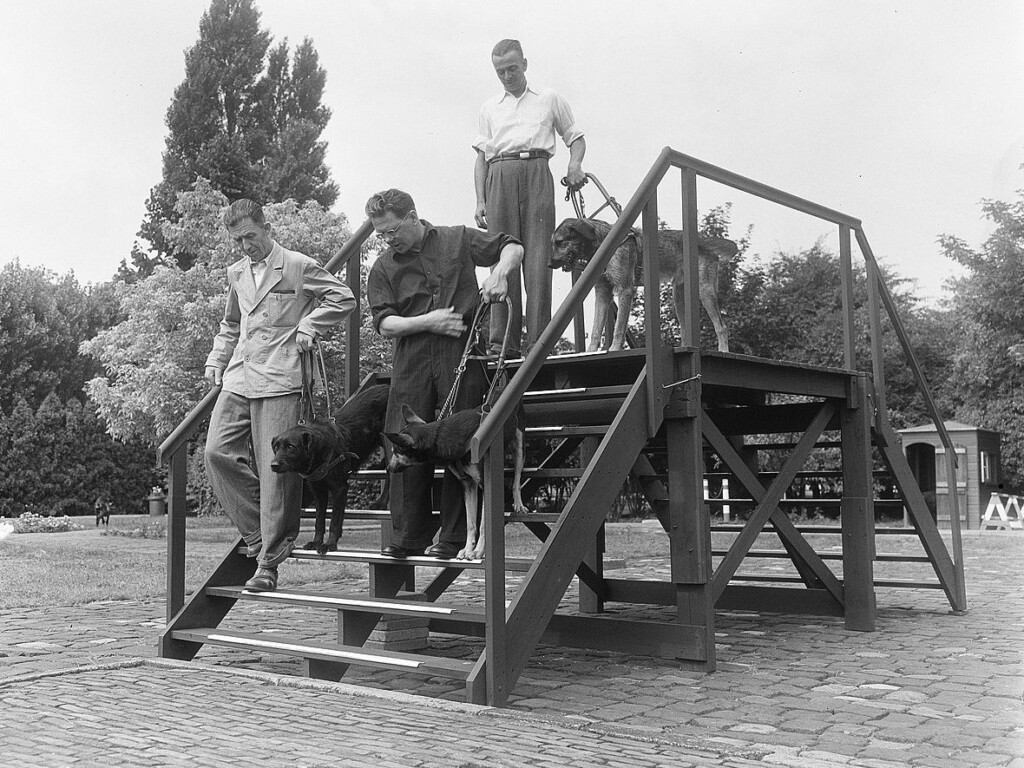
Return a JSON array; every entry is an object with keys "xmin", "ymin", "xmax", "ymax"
[
  {"xmin": 0, "ymin": 262, "xmax": 117, "ymax": 412},
  {"xmin": 940, "ymin": 177, "xmax": 1024, "ymax": 487},
  {"xmin": 132, "ymin": 0, "xmax": 337, "ymax": 275}
]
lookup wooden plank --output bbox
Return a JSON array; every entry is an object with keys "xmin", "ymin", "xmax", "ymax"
[
  {"xmin": 703, "ymin": 402, "xmax": 841, "ymax": 436},
  {"xmin": 483, "ymin": 444, "xmax": 508, "ymax": 706},
  {"xmin": 717, "ymin": 586, "xmax": 844, "ymax": 616},
  {"xmin": 504, "ymin": 370, "xmax": 657, "ymax": 691},
  {"xmin": 643, "ymin": 192, "xmax": 669, "ymax": 435},
  {"xmin": 839, "ymin": 225, "xmax": 856, "ymax": 371},
  {"xmin": 703, "ymin": 357, "xmax": 851, "ymax": 399},
  {"xmin": 172, "ymin": 627, "xmax": 474, "ymax": 679},
  {"xmin": 165, "ymin": 448, "xmax": 188, "ymax": 621},
  {"xmin": 841, "ymin": 375, "xmax": 876, "ymax": 631}
]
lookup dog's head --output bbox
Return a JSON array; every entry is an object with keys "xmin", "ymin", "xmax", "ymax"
[
  {"xmin": 550, "ymin": 218, "xmax": 602, "ymax": 272},
  {"xmin": 383, "ymin": 405, "xmax": 432, "ymax": 473},
  {"xmin": 271, "ymin": 421, "xmax": 351, "ymax": 475}
]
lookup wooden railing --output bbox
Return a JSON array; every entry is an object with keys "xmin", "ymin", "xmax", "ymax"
[{"xmin": 158, "ymin": 218, "xmax": 374, "ymax": 621}]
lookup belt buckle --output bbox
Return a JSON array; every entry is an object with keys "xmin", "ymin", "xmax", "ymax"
[{"xmin": 518, "ymin": 151, "xmax": 530, "ymax": 159}]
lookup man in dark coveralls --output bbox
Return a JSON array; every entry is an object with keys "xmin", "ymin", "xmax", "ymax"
[{"xmin": 365, "ymin": 189, "xmax": 524, "ymax": 559}]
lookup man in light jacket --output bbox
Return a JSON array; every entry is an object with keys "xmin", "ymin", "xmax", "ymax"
[{"xmin": 204, "ymin": 199, "xmax": 356, "ymax": 592}]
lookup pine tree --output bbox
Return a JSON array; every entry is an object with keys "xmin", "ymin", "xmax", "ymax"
[{"xmin": 132, "ymin": 0, "xmax": 337, "ymax": 275}]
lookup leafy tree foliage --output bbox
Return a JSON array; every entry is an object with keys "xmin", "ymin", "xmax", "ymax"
[
  {"xmin": 0, "ymin": 262, "xmax": 117, "ymax": 412},
  {"xmin": 940, "ymin": 178, "xmax": 1024, "ymax": 487},
  {"xmin": 131, "ymin": 0, "xmax": 337, "ymax": 275},
  {"xmin": 0, "ymin": 394, "xmax": 159, "ymax": 517}
]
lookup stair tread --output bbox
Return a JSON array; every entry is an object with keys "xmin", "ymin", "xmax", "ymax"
[
  {"xmin": 208, "ymin": 585, "xmax": 488, "ymax": 619},
  {"xmin": 286, "ymin": 548, "xmax": 536, "ymax": 571},
  {"xmin": 171, "ymin": 627, "xmax": 474, "ymax": 677}
]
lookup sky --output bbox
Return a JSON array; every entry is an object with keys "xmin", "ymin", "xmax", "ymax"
[{"xmin": 1, "ymin": 0, "xmax": 1022, "ymax": 306}]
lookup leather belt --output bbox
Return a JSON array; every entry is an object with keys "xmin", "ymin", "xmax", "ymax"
[{"xmin": 488, "ymin": 150, "xmax": 551, "ymax": 164}]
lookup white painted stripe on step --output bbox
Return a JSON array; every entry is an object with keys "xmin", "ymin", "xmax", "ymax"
[
  {"xmin": 527, "ymin": 388, "xmax": 587, "ymax": 396},
  {"xmin": 205, "ymin": 634, "xmax": 422, "ymax": 668},
  {"xmin": 242, "ymin": 591, "xmax": 455, "ymax": 614}
]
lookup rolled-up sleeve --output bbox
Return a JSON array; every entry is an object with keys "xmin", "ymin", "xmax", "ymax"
[
  {"xmin": 550, "ymin": 91, "xmax": 584, "ymax": 148},
  {"xmin": 367, "ymin": 261, "xmax": 399, "ymax": 334},
  {"xmin": 467, "ymin": 228, "xmax": 522, "ymax": 268}
]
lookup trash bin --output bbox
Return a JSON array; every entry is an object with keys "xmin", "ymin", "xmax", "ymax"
[{"xmin": 148, "ymin": 488, "xmax": 166, "ymax": 517}]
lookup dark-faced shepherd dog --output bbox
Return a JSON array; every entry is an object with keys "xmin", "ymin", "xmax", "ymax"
[
  {"xmin": 271, "ymin": 384, "xmax": 390, "ymax": 554},
  {"xmin": 384, "ymin": 402, "xmax": 527, "ymax": 561}
]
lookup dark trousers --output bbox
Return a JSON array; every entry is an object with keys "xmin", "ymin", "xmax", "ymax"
[
  {"xmin": 386, "ymin": 331, "xmax": 487, "ymax": 549},
  {"xmin": 486, "ymin": 157, "xmax": 555, "ymax": 355}
]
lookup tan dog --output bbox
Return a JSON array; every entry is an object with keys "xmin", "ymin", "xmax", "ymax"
[{"xmin": 550, "ymin": 218, "xmax": 738, "ymax": 352}]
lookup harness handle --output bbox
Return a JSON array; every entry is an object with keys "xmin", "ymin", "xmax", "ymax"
[
  {"xmin": 438, "ymin": 296, "xmax": 514, "ymax": 420},
  {"xmin": 298, "ymin": 339, "xmax": 332, "ymax": 425}
]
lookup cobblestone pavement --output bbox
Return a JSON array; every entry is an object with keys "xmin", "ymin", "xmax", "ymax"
[{"xmin": 1, "ymin": 530, "xmax": 1022, "ymax": 767}]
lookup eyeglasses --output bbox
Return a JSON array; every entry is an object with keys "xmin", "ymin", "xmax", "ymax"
[{"xmin": 378, "ymin": 211, "xmax": 412, "ymax": 242}]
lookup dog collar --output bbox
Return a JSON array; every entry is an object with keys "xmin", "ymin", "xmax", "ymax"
[{"xmin": 300, "ymin": 451, "xmax": 346, "ymax": 482}]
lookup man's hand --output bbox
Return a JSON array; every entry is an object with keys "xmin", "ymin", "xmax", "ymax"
[
  {"xmin": 204, "ymin": 366, "xmax": 223, "ymax": 387},
  {"xmin": 424, "ymin": 307, "xmax": 467, "ymax": 337},
  {"xmin": 480, "ymin": 272, "xmax": 509, "ymax": 304},
  {"xmin": 474, "ymin": 202, "xmax": 487, "ymax": 229},
  {"xmin": 296, "ymin": 331, "xmax": 315, "ymax": 352},
  {"xmin": 565, "ymin": 163, "xmax": 586, "ymax": 192}
]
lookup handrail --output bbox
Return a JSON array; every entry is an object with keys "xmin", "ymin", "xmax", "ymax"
[
  {"xmin": 471, "ymin": 147, "xmax": 675, "ymax": 460},
  {"xmin": 156, "ymin": 218, "xmax": 374, "ymax": 465},
  {"xmin": 854, "ymin": 228, "xmax": 958, "ymax": 463}
]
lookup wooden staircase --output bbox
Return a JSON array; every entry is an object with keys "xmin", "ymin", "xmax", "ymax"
[{"xmin": 157, "ymin": 147, "xmax": 967, "ymax": 707}]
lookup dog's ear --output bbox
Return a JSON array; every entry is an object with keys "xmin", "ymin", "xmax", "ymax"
[
  {"xmin": 384, "ymin": 431, "xmax": 414, "ymax": 449},
  {"xmin": 400, "ymin": 404, "xmax": 427, "ymax": 425},
  {"xmin": 302, "ymin": 431, "xmax": 314, "ymax": 450},
  {"xmin": 569, "ymin": 219, "xmax": 600, "ymax": 253}
]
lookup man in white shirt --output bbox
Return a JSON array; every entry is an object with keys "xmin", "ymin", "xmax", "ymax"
[{"xmin": 473, "ymin": 39, "xmax": 586, "ymax": 356}]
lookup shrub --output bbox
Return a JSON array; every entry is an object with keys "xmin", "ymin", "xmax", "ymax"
[{"xmin": 13, "ymin": 512, "xmax": 80, "ymax": 534}]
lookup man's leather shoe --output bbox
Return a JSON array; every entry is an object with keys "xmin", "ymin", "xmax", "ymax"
[
  {"xmin": 244, "ymin": 566, "xmax": 278, "ymax": 592},
  {"xmin": 380, "ymin": 544, "xmax": 424, "ymax": 558},
  {"xmin": 425, "ymin": 541, "xmax": 462, "ymax": 559}
]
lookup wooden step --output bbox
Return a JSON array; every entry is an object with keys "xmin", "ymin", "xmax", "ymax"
[
  {"xmin": 523, "ymin": 385, "xmax": 632, "ymax": 403},
  {"xmin": 207, "ymin": 586, "xmax": 487, "ymax": 623},
  {"xmin": 285, "ymin": 548, "xmax": 536, "ymax": 571},
  {"xmin": 715, "ymin": 548, "xmax": 932, "ymax": 562},
  {"xmin": 170, "ymin": 627, "xmax": 475, "ymax": 679},
  {"xmin": 525, "ymin": 425, "xmax": 608, "ymax": 438}
]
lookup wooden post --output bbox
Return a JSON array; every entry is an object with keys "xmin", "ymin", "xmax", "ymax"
[
  {"xmin": 864, "ymin": 255, "xmax": 888, "ymax": 417},
  {"xmin": 483, "ymin": 443, "xmax": 508, "ymax": 705},
  {"xmin": 642, "ymin": 193, "xmax": 668, "ymax": 435},
  {"xmin": 666, "ymin": 358, "xmax": 714, "ymax": 670},
  {"xmin": 943, "ymin": 450, "xmax": 968, "ymax": 611},
  {"xmin": 345, "ymin": 249, "xmax": 361, "ymax": 398},
  {"xmin": 839, "ymin": 224, "xmax": 856, "ymax": 370},
  {"xmin": 578, "ymin": 436, "xmax": 604, "ymax": 613},
  {"xmin": 165, "ymin": 447, "xmax": 188, "ymax": 621},
  {"xmin": 841, "ymin": 375, "xmax": 875, "ymax": 631}
]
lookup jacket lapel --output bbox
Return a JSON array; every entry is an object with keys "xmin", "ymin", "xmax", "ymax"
[{"xmin": 252, "ymin": 243, "xmax": 284, "ymax": 307}]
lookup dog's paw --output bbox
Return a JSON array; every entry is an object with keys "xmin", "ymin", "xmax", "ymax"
[
  {"xmin": 512, "ymin": 501, "xmax": 530, "ymax": 516},
  {"xmin": 317, "ymin": 539, "xmax": 339, "ymax": 556},
  {"xmin": 302, "ymin": 540, "xmax": 322, "ymax": 551}
]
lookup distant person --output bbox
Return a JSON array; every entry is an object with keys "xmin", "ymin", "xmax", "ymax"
[
  {"xmin": 473, "ymin": 38, "xmax": 586, "ymax": 357},
  {"xmin": 365, "ymin": 188, "xmax": 523, "ymax": 559},
  {"xmin": 204, "ymin": 199, "xmax": 355, "ymax": 592}
]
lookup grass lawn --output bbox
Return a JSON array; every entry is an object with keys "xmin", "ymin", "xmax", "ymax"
[{"xmin": 0, "ymin": 512, "xmax": 977, "ymax": 611}]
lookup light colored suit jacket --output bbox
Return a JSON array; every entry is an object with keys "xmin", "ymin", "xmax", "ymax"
[{"xmin": 205, "ymin": 242, "xmax": 356, "ymax": 398}]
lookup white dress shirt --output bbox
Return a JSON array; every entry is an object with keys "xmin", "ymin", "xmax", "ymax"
[{"xmin": 474, "ymin": 84, "xmax": 584, "ymax": 161}]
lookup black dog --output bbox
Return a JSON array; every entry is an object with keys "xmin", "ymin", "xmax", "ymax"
[
  {"xmin": 384, "ymin": 402, "xmax": 527, "ymax": 560},
  {"xmin": 271, "ymin": 384, "xmax": 390, "ymax": 554},
  {"xmin": 94, "ymin": 497, "xmax": 111, "ymax": 527}
]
